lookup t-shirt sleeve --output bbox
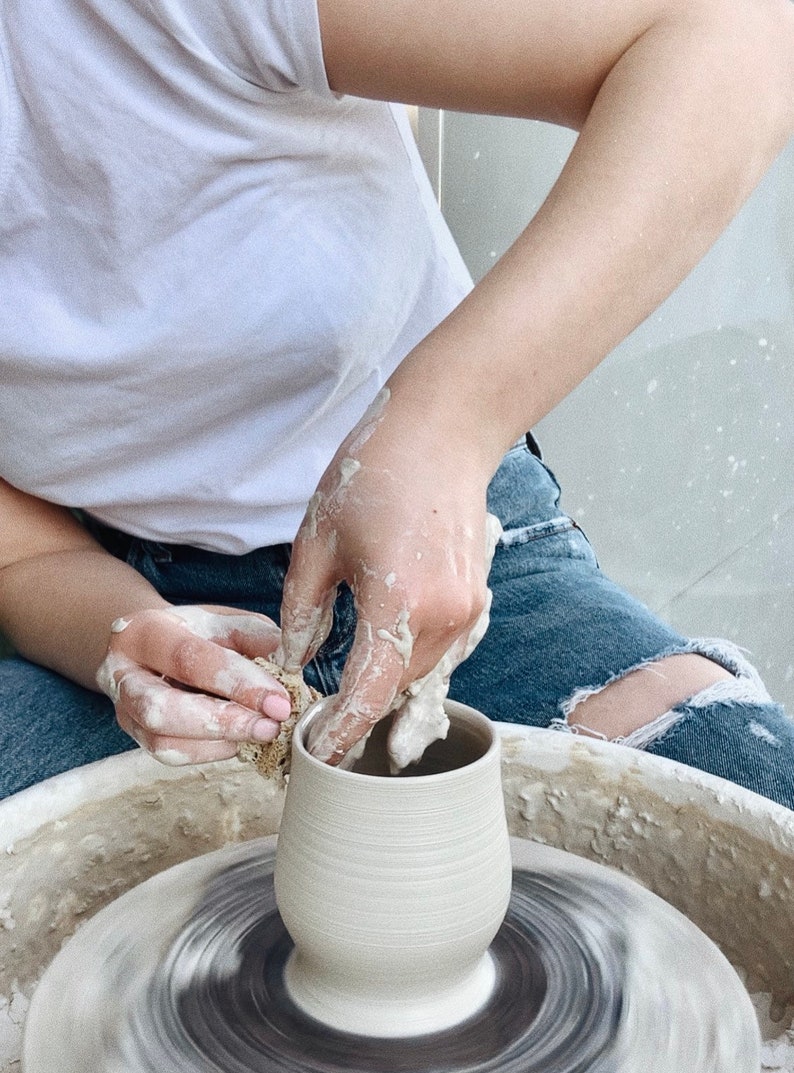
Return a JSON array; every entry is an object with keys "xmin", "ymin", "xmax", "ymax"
[
  {"xmin": 277, "ymin": 0, "xmax": 338, "ymax": 97},
  {"xmin": 164, "ymin": 0, "xmax": 337, "ymax": 98}
]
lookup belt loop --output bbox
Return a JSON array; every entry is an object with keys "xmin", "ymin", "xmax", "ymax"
[
  {"xmin": 148, "ymin": 542, "xmax": 174, "ymax": 564},
  {"xmin": 525, "ymin": 430, "xmax": 543, "ymax": 459}
]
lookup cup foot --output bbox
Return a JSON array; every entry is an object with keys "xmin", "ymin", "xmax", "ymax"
[{"xmin": 283, "ymin": 948, "xmax": 497, "ymax": 1038}]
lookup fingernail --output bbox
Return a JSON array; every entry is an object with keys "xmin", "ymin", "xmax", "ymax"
[
  {"xmin": 252, "ymin": 719, "xmax": 279, "ymax": 742},
  {"xmin": 262, "ymin": 694, "xmax": 292, "ymax": 721}
]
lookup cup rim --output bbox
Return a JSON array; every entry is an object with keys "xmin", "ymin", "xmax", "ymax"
[{"xmin": 292, "ymin": 697, "xmax": 500, "ymax": 783}]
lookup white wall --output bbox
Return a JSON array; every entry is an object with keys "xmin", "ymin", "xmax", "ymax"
[{"xmin": 419, "ymin": 111, "xmax": 794, "ymax": 709}]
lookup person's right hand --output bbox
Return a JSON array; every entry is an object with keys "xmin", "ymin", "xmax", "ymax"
[
  {"xmin": 278, "ymin": 387, "xmax": 501, "ymax": 768},
  {"xmin": 96, "ymin": 604, "xmax": 293, "ymax": 765}
]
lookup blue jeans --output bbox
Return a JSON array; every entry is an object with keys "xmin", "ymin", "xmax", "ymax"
[{"xmin": 2, "ymin": 442, "xmax": 793, "ymax": 808}]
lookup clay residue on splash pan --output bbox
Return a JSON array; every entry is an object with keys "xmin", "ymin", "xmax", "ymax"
[
  {"xmin": 500, "ymin": 729, "xmax": 794, "ymax": 1022},
  {"xmin": 0, "ymin": 764, "xmax": 286, "ymax": 1000}
]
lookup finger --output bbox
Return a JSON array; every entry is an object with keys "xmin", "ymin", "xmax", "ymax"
[
  {"xmin": 278, "ymin": 531, "xmax": 338, "ymax": 670},
  {"xmin": 171, "ymin": 606, "xmax": 282, "ymax": 660},
  {"xmin": 308, "ymin": 566, "xmax": 493, "ymax": 766},
  {"xmin": 306, "ymin": 614, "xmax": 407, "ymax": 764},
  {"xmin": 120, "ymin": 720, "xmax": 240, "ymax": 767},
  {"xmin": 113, "ymin": 664, "xmax": 285, "ymax": 744},
  {"xmin": 116, "ymin": 610, "xmax": 292, "ymax": 721}
]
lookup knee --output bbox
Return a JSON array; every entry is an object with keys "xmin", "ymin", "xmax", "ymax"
[
  {"xmin": 555, "ymin": 642, "xmax": 774, "ymax": 748},
  {"xmin": 551, "ymin": 642, "xmax": 792, "ymax": 809},
  {"xmin": 732, "ymin": 0, "xmax": 794, "ymax": 130},
  {"xmin": 558, "ymin": 653, "xmax": 732, "ymax": 743},
  {"xmin": 642, "ymin": 696, "xmax": 794, "ymax": 810}
]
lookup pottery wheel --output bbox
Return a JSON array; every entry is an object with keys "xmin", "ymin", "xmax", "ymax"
[{"xmin": 23, "ymin": 836, "xmax": 759, "ymax": 1073}]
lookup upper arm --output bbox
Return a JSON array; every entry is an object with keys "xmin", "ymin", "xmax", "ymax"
[
  {"xmin": 315, "ymin": 0, "xmax": 653, "ymax": 128},
  {"xmin": 0, "ymin": 479, "xmax": 97, "ymax": 571}
]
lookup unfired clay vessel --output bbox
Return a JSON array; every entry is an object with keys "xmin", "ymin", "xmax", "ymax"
[{"xmin": 274, "ymin": 699, "xmax": 513, "ymax": 1037}]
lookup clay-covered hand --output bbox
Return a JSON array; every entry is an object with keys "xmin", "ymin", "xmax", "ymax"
[
  {"xmin": 96, "ymin": 604, "xmax": 293, "ymax": 765},
  {"xmin": 278, "ymin": 388, "xmax": 499, "ymax": 766}
]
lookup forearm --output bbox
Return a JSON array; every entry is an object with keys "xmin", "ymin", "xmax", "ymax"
[
  {"xmin": 328, "ymin": 0, "xmax": 794, "ymax": 474},
  {"xmin": 0, "ymin": 546, "xmax": 170, "ymax": 689},
  {"xmin": 393, "ymin": 61, "xmax": 792, "ymax": 472}
]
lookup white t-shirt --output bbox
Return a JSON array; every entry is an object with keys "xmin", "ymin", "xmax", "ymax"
[{"xmin": 0, "ymin": 0, "xmax": 471, "ymax": 552}]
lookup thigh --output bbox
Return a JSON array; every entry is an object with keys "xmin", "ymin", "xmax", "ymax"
[
  {"xmin": 449, "ymin": 445, "xmax": 686, "ymax": 724},
  {"xmin": 0, "ymin": 657, "xmax": 136, "ymax": 799},
  {"xmin": 645, "ymin": 699, "xmax": 794, "ymax": 810}
]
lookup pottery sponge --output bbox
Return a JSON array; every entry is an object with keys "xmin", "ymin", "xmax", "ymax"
[{"xmin": 237, "ymin": 658, "xmax": 321, "ymax": 782}]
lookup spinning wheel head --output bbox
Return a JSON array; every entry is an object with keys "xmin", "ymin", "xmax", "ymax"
[{"xmin": 23, "ymin": 837, "xmax": 759, "ymax": 1073}]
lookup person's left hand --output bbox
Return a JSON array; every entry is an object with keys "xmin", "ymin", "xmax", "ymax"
[{"xmin": 97, "ymin": 604, "xmax": 292, "ymax": 764}]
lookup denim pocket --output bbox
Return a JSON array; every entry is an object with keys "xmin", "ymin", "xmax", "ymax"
[
  {"xmin": 492, "ymin": 520, "xmax": 599, "ymax": 582},
  {"xmin": 488, "ymin": 444, "xmax": 592, "ymax": 550},
  {"xmin": 499, "ymin": 514, "xmax": 581, "ymax": 548}
]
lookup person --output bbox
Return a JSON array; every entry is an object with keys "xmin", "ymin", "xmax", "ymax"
[{"xmin": 1, "ymin": 0, "xmax": 793, "ymax": 806}]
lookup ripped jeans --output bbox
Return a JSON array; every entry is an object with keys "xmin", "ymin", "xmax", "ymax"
[
  {"xmin": 453, "ymin": 442, "xmax": 794, "ymax": 809},
  {"xmin": 1, "ymin": 441, "xmax": 793, "ymax": 808}
]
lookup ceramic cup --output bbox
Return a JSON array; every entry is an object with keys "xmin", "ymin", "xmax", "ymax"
[{"xmin": 273, "ymin": 698, "xmax": 512, "ymax": 1038}]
